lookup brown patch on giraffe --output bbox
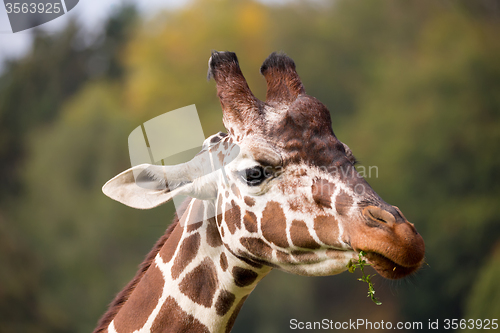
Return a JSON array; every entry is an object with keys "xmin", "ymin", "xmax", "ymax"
[
  {"xmin": 335, "ymin": 189, "xmax": 353, "ymax": 216},
  {"xmin": 151, "ymin": 296, "xmax": 210, "ymax": 333},
  {"xmin": 314, "ymin": 215, "xmax": 340, "ymax": 246},
  {"xmin": 179, "ymin": 257, "xmax": 219, "ymax": 308},
  {"xmin": 220, "ymin": 252, "xmax": 228, "ymax": 271},
  {"xmin": 243, "ymin": 211, "xmax": 258, "ymax": 233},
  {"xmin": 240, "ymin": 237, "xmax": 272, "ymax": 260},
  {"xmin": 206, "ymin": 217, "xmax": 223, "ymax": 247},
  {"xmin": 225, "ymin": 201, "xmax": 241, "ymax": 234},
  {"xmin": 171, "ymin": 233, "xmax": 201, "ymax": 280},
  {"xmin": 159, "ymin": 223, "xmax": 184, "ymax": 263},
  {"xmin": 113, "ymin": 263, "xmax": 164, "ymax": 332},
  {"xmin": 187, "ymin": 221, "xmax": 203, "ymax": 232},
  {"xmin": 225, "ymin": 191, "xmax": 229, "ymax": 198},
  {"xmin": 215, "ymin": 290, "xmax": 236, "ymax": 316},
  {"xmin": 326, "ymin": 249, "xmax": 347, "ymax": 259},
  {"xmin": 289, "ymin": 219, "xmax": 321, "ymax": 249},
  {"xmin": 244, "ymin": 196, "xmax": 255, "ymax": 207},
  {"xmin": 292, "ymin": 250, "xmax": 319, "ymax": 263},
  {"xmin": 311, "ymin": 178, "xmax": 334, "ymax": 209},
  {"xmin": 231, "ymin": 183, "xmax": 241, "ymax": 199},
  {"xmin": 276, "ymin": 250, "xmax": 293, "ymax": 263},
  {"xmin": 225, "ymin": 296, "xmax": 248, "ymax": 333},
  {"xmin": 261, "ymin": 201, "xmax": 289, "ymax": 248},
  {"xmin": 232, "ymin": 266, "xmax": 258, "ymax": 287},
  {"xmin": 220, "ymin": 225, "xmax": 225, "ymax": 237}
]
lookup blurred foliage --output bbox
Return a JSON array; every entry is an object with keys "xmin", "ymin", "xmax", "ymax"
[
  {"xmin": 0, "ymin": 22, "xmax": 89, "ymax": 199},
  {"xmin": 464, "ymin": 242, "xmax": 500, "ymax": 325},
  {"xmin": 0, "ymin": 0, "xmax": 499, "ymax": 332}
]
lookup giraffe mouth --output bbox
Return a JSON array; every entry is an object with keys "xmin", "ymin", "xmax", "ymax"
[
  {"xmin": 347, "ymin": 209, "xmax": 426, "ymax": 280},
  {"xmin": 363, "ymin": 251, "xmax": 423, "ymax": 280}
]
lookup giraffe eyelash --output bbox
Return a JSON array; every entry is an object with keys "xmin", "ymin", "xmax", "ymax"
[{"xmin": 237, "ymin": 165, "xmax": 273, "ymax": 186}]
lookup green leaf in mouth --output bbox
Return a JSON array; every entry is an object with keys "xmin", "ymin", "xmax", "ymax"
[{"xmin": 346, "ymin": 251, "xmax": 382, "ymax": 306}]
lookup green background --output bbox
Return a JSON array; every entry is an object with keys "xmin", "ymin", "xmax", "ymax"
[{"xmin": 0, "ymin": 0, "xmax": 499, "ymax": 332}]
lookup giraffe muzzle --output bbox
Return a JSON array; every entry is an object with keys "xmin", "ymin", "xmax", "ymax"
[{"xmin": 350, "ymin": 205, "xmax": 426, "ymax": 279}]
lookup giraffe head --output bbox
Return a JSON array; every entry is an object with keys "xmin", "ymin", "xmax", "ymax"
[{"xmin": 104, "ymin": 51, "xmax": 424, "ymax": 280}]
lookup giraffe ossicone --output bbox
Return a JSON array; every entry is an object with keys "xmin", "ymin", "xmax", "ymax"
[{"xmin": 95, "ymin": 51, "xmax": 425, "ymax": 333}]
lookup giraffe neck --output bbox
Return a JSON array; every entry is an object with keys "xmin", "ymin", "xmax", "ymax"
[{"xmin": 104, "ymin": 198, "xmax": 271, "ymax": 333}]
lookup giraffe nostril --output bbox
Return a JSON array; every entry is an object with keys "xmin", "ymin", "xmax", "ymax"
[
  {"xmin": 362, "ymin": 206, "xmax": 396, "ymax": 226},
  {"xmin": 370, "ymin": 211, "xmax": 386, "ymax": 223}
]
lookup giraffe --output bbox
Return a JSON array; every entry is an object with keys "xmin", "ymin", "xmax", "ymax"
[{"xmin": 93, "ymin": 51, "xmax": 425, "ymax": 333}]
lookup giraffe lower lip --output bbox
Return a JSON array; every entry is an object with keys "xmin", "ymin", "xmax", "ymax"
[{"xmin": 363, "ymin": 252, "xmax": 422, "ymax": 279}]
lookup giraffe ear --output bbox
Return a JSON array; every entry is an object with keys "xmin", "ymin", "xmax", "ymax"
[
  {"xmin": 103, "ymin": 137, "xmax": 240, "ymax": 209},
  {"xmin": 102, "ymin": 142, "xmax": 237, "ymax": 209},
  {"xmin": 102, "ymin": 164, "xmax": 190, "ymax": 209}
]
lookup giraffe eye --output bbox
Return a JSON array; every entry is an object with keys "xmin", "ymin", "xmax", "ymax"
[{"xmin": 239, "ymin": 166, "xmax": 271, "ymax": 186}]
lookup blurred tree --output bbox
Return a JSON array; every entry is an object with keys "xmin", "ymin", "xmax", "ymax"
[
  {"xmin": 0, "ymin": 4, "xmax": 138, "ymax": 199},
  {"xmin": 1, "ymin": 0, "xmax": 499, "ymax": 332},
  {"xmin": 464, "ymin": 242, "xmax": 500, "ymax": 324},
  {"xmin": 0, "ymin": 5, "xmax": 140, "ymax": 332},
  {"xmin": 0, "ymin": 22, "xmax": 89, "ymax": 199},
  {"xmin": 0, "ymin": 214, "xmax": 47, "ymax": 333}
]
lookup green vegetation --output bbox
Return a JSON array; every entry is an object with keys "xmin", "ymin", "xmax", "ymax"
[
  {"xmin": 0, "ymin": 0, "xmax": 499, "ymax": 332},
  {"xmin": 347, "ymin": 251, "xmax": 382, "ymax": 306}
]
